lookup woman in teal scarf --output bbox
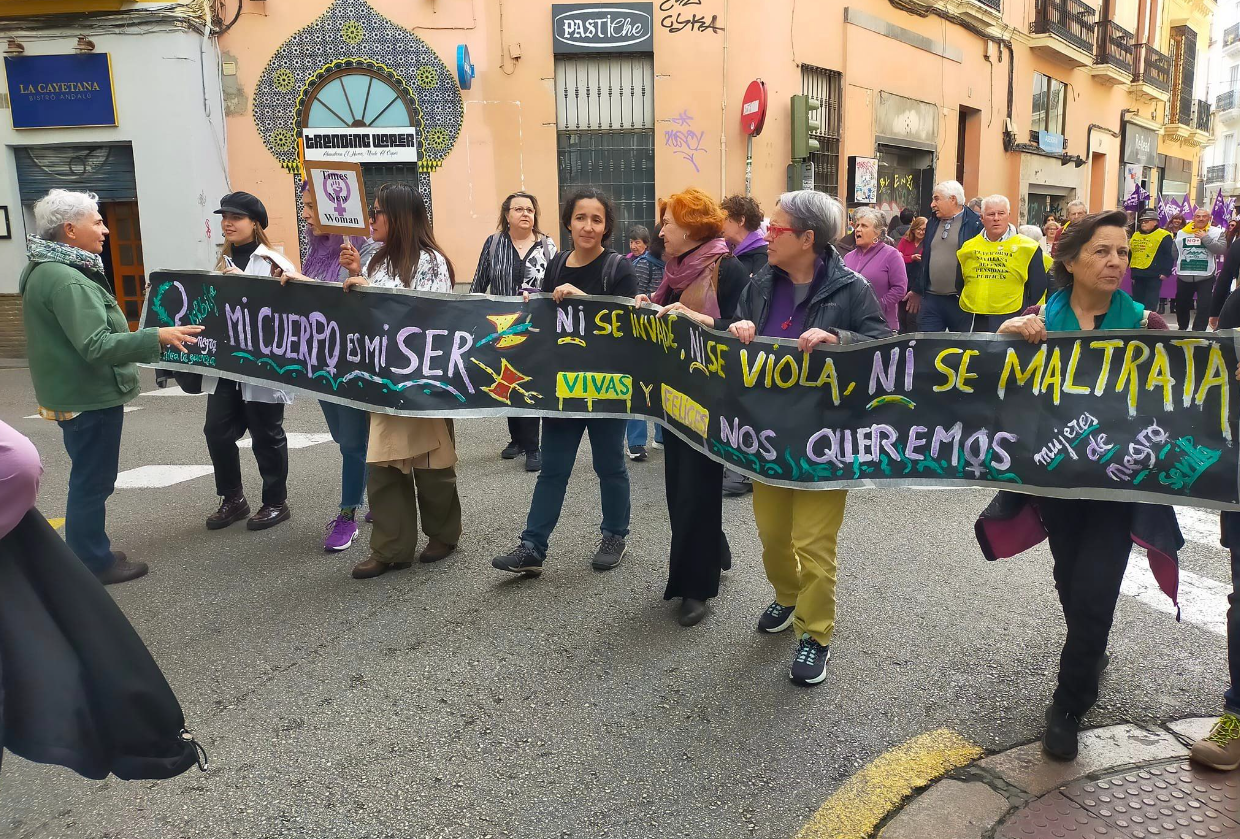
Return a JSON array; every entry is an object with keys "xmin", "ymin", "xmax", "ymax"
[{"xmin": 996, "ymin": 210, "xmax": 1177, "ymax": 762}]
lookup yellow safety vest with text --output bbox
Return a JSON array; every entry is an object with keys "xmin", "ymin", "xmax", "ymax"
[
  {"xmin": 1128, "ymin": 228, "xmax": 1171, "ymax": 271},
  {"xmin": 956, "ymin": 232, "xmax": 1040, "ymax": 315}
]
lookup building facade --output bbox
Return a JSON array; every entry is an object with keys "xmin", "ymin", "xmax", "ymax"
[
  {"xmin": 0, "ymin": 1, "xmax": 230, "ymax": 357},
  {"xmin": 0, "ymin": 0, "xmax": 1218, "ymax": 355},
  {"xmin": 1204, "ymin": 0, "xmax": 1240, "ymax": 198}
]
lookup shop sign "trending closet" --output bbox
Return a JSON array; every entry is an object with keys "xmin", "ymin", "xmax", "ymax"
[{"xmin": 302, "ymin": 127, "xmax": 420, "ymax": 163}]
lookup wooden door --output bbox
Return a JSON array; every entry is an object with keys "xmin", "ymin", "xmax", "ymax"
[{"xmin": 103, "ymin": 201, "xmax": 144, "ymax": 330}]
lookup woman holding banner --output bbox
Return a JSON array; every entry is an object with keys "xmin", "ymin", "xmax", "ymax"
[
  {"xmin": 203, "ymin": 193, "xmax": 297, "ymax": 533},
  {"xmin": 340, "ymin": 183, "xmax": 462, "ymax": 579},
  {"xmin": 291, "ymin": 181, "xmax": 375, "ymax": 553},
  {"xmin": 491, "ymin": 187, "xmax": 636, "ymax": 578},
  {"xmin": 468, "ymin": 191, "xmax": 557, "ymax": 473},
  {"xmin": 986, "ymin": 210, "xmax": 1181, "ymax": 762},
  {"xmin": 629, "ymin": 189, "xmax": 747, "ymax": 626},
  {"xmin": 723, "ymin": 190, "xmax": 892, "ymax": 686}
]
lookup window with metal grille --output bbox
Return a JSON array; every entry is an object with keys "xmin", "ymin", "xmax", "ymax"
[
  {"xmin": 800, "ymin": 65, "xmax": 843, "ymax": 196},
  {"xmin": 1170, "ymin": 25, "xmax": 1197, "ymax": 126},
  {"xmin": 555, "ymin": 55, "xmax": 655, "ymax": 250}
]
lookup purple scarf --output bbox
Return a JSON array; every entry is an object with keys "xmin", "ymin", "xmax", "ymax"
[
  {"xmin": 732, "ymin": 229, "xmax": 766, "ymax": 257},
  {"xmin": 301, "ymin": 229, "xmax": 368, "ymax": 282},
  {"xmin": 653, "ymin": 237, "xmax": 731, "ymax": 318}
]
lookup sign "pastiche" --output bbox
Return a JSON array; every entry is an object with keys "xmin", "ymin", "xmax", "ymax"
[{"xmin": 552, "ymin": 3, "xmax": 655, "ymax": 53}]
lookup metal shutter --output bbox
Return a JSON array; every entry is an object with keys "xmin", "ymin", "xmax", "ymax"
[{"xmin": 14, "ymin": 144, "xmax": 136, "ymax": 202}]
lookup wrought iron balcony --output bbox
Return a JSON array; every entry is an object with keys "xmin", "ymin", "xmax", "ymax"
[
  {"xmin": 1206, "ymin": 164, "xmax": 1234, "ymax": 184},
  {"xmin": 1095, "ymin": 19, "xmax": 1134, "ymax": 74},
  {"xmin": 974, "ymin": 0, "xmax": 1001, "ymax": 8},
  {"xmin": 1031, "ymin": 0, "xmax": 1098, "ymax": 55},
  {"xmin": 1226, "ymin": 23, "xmax": 1240, "ymax": 50},
  {"xmin": 1218, "ymin": 90, "xmax": 1236, "ymax": 113},
  {"xmin": 1132, "ymin": 42, "xmax": 1172, "ymax": 93}
]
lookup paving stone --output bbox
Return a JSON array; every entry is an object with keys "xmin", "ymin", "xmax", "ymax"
[
  {"xmin": 978, "ymin": 725, "xmax": 1189, "ymax": 797},
  {"xmin": 1168, "ymin": 717, "xmax": 1221, "ymax": 744},
  {"xmin": 879, "ymin": 780, "xmax": 1010, "ymax": 839},
  {"xmin": 993, "ymin": 791, "xmax": 1119, "ymax": 838},
  {"xmin": 1062, "ymin": 764, "xmax": 1240, "ymax": 838}
]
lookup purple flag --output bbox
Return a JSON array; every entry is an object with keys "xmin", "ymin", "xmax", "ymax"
[
  {"xmin": 1157, "ymin": 194, "xmax": 1170, "ymax": 227},
  {"xmin": 1213, "ymin": 189, "xmax": 1227, "ymax": 227}
]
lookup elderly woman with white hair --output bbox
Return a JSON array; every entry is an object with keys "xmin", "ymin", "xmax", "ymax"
[
  {"xmin": 721, "ymin": 190, "xmax": 891, "ymax": 686},
  {"xmin": 843, "ymin": 206, "xmax": 907, "ymax": 330},
  {"xmin": 956, "ymin": 194, "xmax": 1050, "ymax": 332},
  {"xmin": 19, "ymin": 189, "xmax": 202, "ymax": 585},
  {"xmin": 903, "ymin": 180, "xmax": 983, "ymax": 332}
]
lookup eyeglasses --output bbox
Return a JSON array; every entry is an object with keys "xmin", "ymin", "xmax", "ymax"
[
  {"xmin": 766, "ymin": 224, "xmax": 804, "ymax": 240},
  {"xmin": 940, "ymin": 220, "xmax": 954, "ymax": 240},
  {"xmin": 370, "ymin": 206, "xmax": 385, "ymax": 217}
]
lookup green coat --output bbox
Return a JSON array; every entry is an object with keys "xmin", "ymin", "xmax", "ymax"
[{"xmin": 19, "ymin": 259, "xmax": 161, "ymax": 412}]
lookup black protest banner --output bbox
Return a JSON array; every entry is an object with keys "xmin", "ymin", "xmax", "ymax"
[{"xmin": 142, "ymin": 270, "xmax": 1240, "ymax": 510}]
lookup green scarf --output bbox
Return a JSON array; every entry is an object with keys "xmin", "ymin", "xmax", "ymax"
[
  {"xmin": 1043, "ymin": 287, "xmax": 1145, "ymax": 332},
  {"xmin": 26, "ymin": 234, "xmax": 106, "ymax": 277}
]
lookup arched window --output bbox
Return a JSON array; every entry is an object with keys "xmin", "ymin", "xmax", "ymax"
[{"xmin": 302, "ymin": 70, "xmax": 414, "ymax": 129}]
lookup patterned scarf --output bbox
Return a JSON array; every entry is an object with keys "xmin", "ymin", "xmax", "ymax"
[
  {"xmin": 653, "ymin": 237, "xmax": 731, "ymax": 318},
  {"xmin": 26, "ymin": 235, "xmax": 106, "ymax": 276}
]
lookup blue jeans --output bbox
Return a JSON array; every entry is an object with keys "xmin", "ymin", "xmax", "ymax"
[
  {"xmin": 520, "ymin": 417, "xmax": 631, "ymax": 557},
  {"xmin": 918, "ymin": 292, "xmax": 972, "ymax": 332},
  {"xmin": 58, "ymin": 405, "xmax": 125, "ymax": 573},
  {"xmin": 627, "ymin": 419, "xmax": 647, "ymax": 447},
  {"xmin": 320, "ymin": 400, "xmax": 369, "ymax": 510}
]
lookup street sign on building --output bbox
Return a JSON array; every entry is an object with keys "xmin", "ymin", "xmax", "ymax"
[
  {"xmin": 551, "ymin": 3, "xmax": 655, "ymax": 53},
  {"xmin": 741, "ymin": 79, "xmax": 767, "ymax": 136},
  {"xmin": 5, "ymin": 53, "xmax": 117, "ymax": 129}
]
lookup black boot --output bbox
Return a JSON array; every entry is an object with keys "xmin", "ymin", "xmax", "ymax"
[
  {"xmin": 207, "ymin": 493, "xmax": 250, "ymax": 530},
  {"xmin": 1042, "ymin": 704, "xmax": 1081, "ymax": 761}
]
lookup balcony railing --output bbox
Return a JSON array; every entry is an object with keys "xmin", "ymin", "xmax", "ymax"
[
  {"xmin": 1226, "ymin": 23, "xmax": 1240, "ymax": 48},
  {"xmin": 1031, "ymin": 0, "xmax": 1098, "ymax": 54},
  {"xmin": 1206, "ymin": 164, "xmax": 1234, "ymax": 184},
  {"xmin": 1132, "ymin": 42, "xmax": 1172, "ymax": 93},
  {"xmin": 1218, "ymin": 90, "xmax": 1236, "ymax": 113},
  {"xmin": 1096, "ymin": 19, "xmax": 1135, "ymax": 74},
  {"xmin": 1196, "ymin": 100, "xmax": 1213, "ymax": 133},
  {"xmin": 974, "ymin": 0, "xmax": 1001, "ymax": 8}
]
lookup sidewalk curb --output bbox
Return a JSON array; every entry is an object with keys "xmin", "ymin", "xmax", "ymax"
[{"xmin": 873, "ymin": 717, "xmax": 1217, "ymax": 839}]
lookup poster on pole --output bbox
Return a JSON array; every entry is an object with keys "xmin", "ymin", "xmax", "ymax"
[{"xmin": 306, "ymin": 160, "xmax": 370, "ymax": 237}]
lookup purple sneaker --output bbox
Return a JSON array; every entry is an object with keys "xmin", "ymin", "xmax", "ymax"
[{"xmin": 324, "ymin": 513, "xmax": 359, "ymax": 552}]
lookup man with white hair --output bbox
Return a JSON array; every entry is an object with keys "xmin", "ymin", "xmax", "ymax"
[
  {"xmin": 1174, "ymin": 205, "xmax": 1227, "ymax": 330},
  {"xmin": 19, "ymin": 189, "xmax": 201, "ymax": 585},
  {"xmin": 903, "ymin": 180, "xmax": 983, "ymax": 332},
  {"xmin": 955, "ymin": 194, "xmax": 1049, "ymax": 331}
]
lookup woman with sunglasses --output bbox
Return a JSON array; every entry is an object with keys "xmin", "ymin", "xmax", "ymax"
[
  {"xmin": 339, "ymin": 183, "xmax": 462, "ymax": 579},
  {"xmin": 722, "ymin": 190, "xmax": 891, "ymax": 686},
  {"xmin": 468, "ymin": 191, "xmax": 557, "ymax": 472}
]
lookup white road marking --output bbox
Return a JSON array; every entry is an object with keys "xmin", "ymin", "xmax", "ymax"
[
  {"xmin": 1122, "ymin": 555, "xmax": 1229, "ymax": 636},
  {"xmin": 239, "ymin": 432, "xmax": 333, "ymax": 450},
  {"xmin": 1176, "ymin": 507, "xmax": 1222, "ymax": 548},
  {"xmin": 114, "ymin": 464, "xmax": 215, "ymax": 489},
  {"xmin": 140, "ymin": 385, "xmax": 206, "ymax": 397},
  {"xmin": 24, "ymin": 406, "xmax": 144, "ymax": 419}
]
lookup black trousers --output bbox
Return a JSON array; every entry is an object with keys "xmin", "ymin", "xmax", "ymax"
[
  {"xmin": 204, "ymin": 380, "xmax": 288, "ymax": 506},
  {"xmin": 1220, "ymin": 512, "xmax": 1240, "ymax": 712},
  {"xmin": 1037, "ymin": 498, "xmax": 1133, "ymax": 717},
  {"xmin": 507, "ymin": 417, "xmax": 540, "ymax": 453},
  {"xmin": 1176, "ymin": 278, "xmax": 1212, "ymax": 330},
  {"xmin": 662, "ymin": 433, "xmax": 730, "ymax": 602},
  {"xmin": 1131, "ymin": 273, "xmax": 1162, "ymax": 311}
]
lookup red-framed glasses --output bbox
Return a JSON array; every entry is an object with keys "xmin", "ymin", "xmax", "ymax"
[{"xmin": 766, "ymin": 223, "xmax": 803, "ymax": 240}]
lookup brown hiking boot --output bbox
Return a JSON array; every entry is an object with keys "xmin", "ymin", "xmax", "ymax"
[
  {"xmin": 1192, "ymin": 713, "xmax": 1240, "ymax": 771},
  {"xmin": 95, "ymin": 551, "xmax": 149, "ymax": 586},
  {"xmin": 351, "ymin": 556, "xmax": 412, "ymax": 579},
  {"xmin": 418, "ymin": 539, "xmax": 456, "ymax": 563}
]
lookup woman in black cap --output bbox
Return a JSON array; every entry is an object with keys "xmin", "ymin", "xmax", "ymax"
[{"xmin": 202, "ymin": 192, "xmax": 297, "ymax": 532}]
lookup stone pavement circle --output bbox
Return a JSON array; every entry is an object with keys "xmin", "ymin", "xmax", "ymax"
[{"xmin": 877, "ymin": 779, "xmax": 1010, "ymax": 839}]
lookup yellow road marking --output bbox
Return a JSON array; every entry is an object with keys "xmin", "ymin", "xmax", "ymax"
[
  {"xmin": 795, "ymin": 728, "xmax": 982, "ymax": 839},
  {"xmin": 47, "ymin": 517, "xmax": 65, "ymax": 530}
]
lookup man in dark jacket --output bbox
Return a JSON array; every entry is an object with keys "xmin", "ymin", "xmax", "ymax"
[
  {"xmin": 903, "ymin": 180, "xmax": 982, "ymax": 332},
  {"xmin": 716, "ymin": 190, "xmax": 890, "ymax": 688},
  {"xmin": 721, "ymin": 194, "xmax": 769, "ymax": 278}
]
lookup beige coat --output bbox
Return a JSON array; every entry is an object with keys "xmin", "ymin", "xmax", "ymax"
[{"xmin": 367, "ymin": 414, "xmax": 457, "ymax": 472}]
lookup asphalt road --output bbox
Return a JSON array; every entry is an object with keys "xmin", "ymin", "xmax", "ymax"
[{"xmin": 0, "ymin": 366, "xmax": 1230, "ymax": 839}]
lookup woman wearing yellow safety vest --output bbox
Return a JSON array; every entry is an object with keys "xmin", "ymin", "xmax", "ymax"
[
  {"xmin": 1128, "ymin": 208, "xmax": 1177, "ymax": 312},
  {"xmin": 955, "ymin": 195, "xmax": 1049, "ymax": 332}
]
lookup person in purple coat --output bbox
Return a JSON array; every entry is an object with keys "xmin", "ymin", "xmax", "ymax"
[{"xmin": 843, "ymin": 207, "xmax": 907, "ymax": 331}]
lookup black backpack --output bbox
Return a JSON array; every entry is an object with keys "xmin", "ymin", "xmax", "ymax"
[{"xmin": 542, "ymin": 250, "xmax": 623, "ymax": 294}]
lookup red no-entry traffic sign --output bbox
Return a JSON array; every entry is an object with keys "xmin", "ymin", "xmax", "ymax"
[{"xmin": 741, "ymin": 79, "xmax": 767, "ymax": 136}]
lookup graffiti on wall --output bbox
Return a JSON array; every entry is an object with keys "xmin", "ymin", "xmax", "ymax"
[
  {"xmin": 663, "ymin": 109, "xmax": 709, "ymax": 173},
  {"xmin": 659, "ymin": 0, "xmax": 724, "ymax": 34}
]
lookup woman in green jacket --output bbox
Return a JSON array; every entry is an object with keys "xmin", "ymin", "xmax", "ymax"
[{"xmin": 19, "ymin": 189, "xmax": 201, "ymax": 585}]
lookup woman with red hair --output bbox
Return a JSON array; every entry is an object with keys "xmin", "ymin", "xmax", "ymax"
[{"xmin": 636, "ymin": 188, "xmax": 749, "ymax": 626}]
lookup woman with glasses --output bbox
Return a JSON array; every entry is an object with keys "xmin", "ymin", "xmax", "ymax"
[
  {"xmin": 721, "ymin": 190, "xmax": 891, "ymax": 685},
  {"xmin": 339, "ymin": 183, "xmax": 462, "ymax": 579},
  {"xmin": 468, "ymin": 191, "xmax": 557, "ymax": 472}
]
